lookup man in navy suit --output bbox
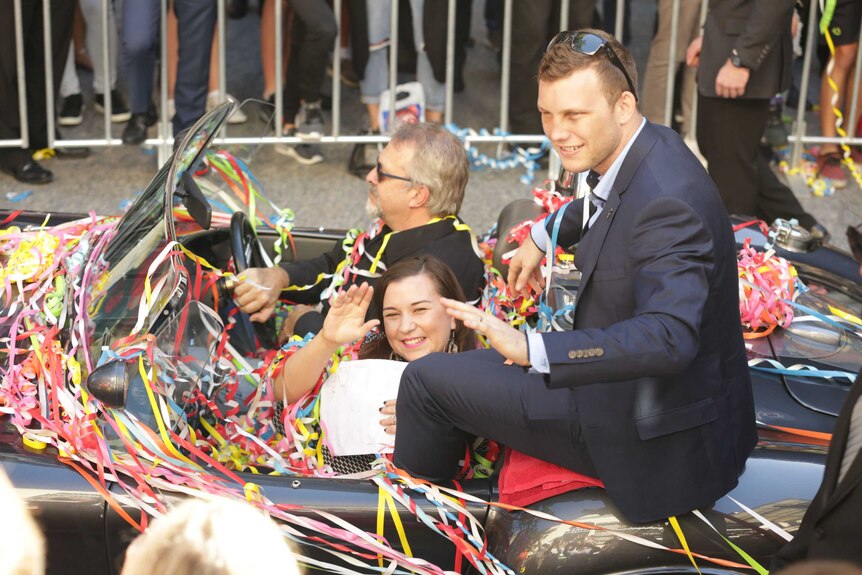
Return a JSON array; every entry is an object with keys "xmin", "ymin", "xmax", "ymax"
[{"xmin": 392, "ymin": 29, "xmax": 757, "ymax": 523}]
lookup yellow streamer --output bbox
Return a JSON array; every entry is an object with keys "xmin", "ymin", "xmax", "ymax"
[{"xmin": 668, "ymin": 516, "xmax": 701, "ymax": 575}]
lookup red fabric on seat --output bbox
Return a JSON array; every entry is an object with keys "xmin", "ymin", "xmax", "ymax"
[{"xmin": 498, "ymin": 448, "xmax": 604, "ymax": 508}]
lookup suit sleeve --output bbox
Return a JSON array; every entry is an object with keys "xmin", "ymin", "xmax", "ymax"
[
  {"xmin": 543, "ymin": 199, "xmax": 586, "ymax": 250},
  {"xmin": 280, "ymin": 242, "xmax": 344, "ymax": 304},
  {"xmin": 542, "ymin": 196, "xmax": 715, "ymax": 388},
  {"xmin": 735, "ymin": 0, "xmax": 795, "ymax": 71}
]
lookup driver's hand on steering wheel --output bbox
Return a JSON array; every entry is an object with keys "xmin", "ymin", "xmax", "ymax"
[{"xmin": 232, "ymin": 267, "xmax": 290, "ymax": 322}]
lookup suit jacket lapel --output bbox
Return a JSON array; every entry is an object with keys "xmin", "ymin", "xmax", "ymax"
[
  {"xmin": 821, "ymin": 378, "xmax": 862, "ymax": 516},
  {"xmin": 575, "ymin": 122, "xmax": 659, "ymax": 290}
]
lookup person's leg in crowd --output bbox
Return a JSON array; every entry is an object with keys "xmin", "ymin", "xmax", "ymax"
[
  {"xmin": 360, "ymin": 0, "xmax": 390, "ymax": 133},
  {"xmin": 205, "ymin": 29, "xmax": 248, "ymax": 124},
  {"xmin": 815, "ymin": 0, "xmax": 862, "ymax": 186},
  {"xmin": 261, "ymin": 0, "xmax": 290, "ymax": 104},
  {"xmin": 507, "ymin": 0, "xmax": 554, "ymax": 135},
  {"xmin": 698, "ymin": 96, "xmax": 817, "ymax": 230},
  {"xmin": 408, "ymin": 0, "xmax": 445, "ymax": 123},
  {"xmin": 58, "ymin": 46, "xmax": 84, "ymax": 126},
  {"xmin": 0, "ymin": 2, "xmax": 52, "ymax": 182},
  {"xmin": 79, "ymin": 0, "xmax": 129, "ymax": 122},
  {"xmin": 172, "ymin": 0, "xmax": 216, "ymax": 135},
  {"xmin": 122, "ymin": 0, "xmax": 160, "ymax": 144},
  {"xmin": 641, "ymin": 0, "xmax": 701, "ymax": 134},
  {"xmin": 287, "ymin": 0, "xmax": 336, "ymax": 137},
  {"xmin": 393, "ymin": 349, "xmax": 597, "ymax": 482},
  {"xmin": 0, "ymin": 0, "xmax": 78, "ymax": 182},
  {"xmin": 275, "ymin": 11, "xmax": 323, "ymax": 165}
]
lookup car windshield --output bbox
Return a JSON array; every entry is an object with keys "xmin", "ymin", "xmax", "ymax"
[{"xmin": 85, "ymin": 101, "xmax": 237, "ymax": 365}]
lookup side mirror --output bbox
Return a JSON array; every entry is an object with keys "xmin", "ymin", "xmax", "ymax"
[
  {"xmin": 179, "ymin": 171, "xmax": 212, "ymax": 230},
  {"xmin": 84, "ymin": 360, "xmax": 132, "ymax": 408}
]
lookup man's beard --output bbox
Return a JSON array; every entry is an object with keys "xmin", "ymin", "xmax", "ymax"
[{"xmin": 365, "ymin": 195, "xmax": 382, "ymax": 219}]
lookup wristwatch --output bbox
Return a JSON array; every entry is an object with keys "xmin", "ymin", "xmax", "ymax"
[{"xmin": 730, "ymin": 49, "xmax": 745, "ymax": 68}]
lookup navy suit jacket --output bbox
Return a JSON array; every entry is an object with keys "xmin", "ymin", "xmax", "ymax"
[{"xmin": 540, "ymin": 121, "xmax": 757, "ymax": 522}]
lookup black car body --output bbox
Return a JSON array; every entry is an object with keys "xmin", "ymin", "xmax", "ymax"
[{"xmin": 2, "ymin": 102, "xmax": 860, "ymax": 574}]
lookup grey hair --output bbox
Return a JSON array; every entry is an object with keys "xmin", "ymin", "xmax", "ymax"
[{"xmin": 390, "ymin": 123, "xmax": 469, "ymax": 217}]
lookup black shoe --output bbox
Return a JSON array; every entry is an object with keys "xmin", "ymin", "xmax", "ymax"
[
  {"xmin": 95, "ymin": 90, "xmax": 132, "ymax": 123},
  {"xmin": 1, "ymin": 159, "xmax": 53, "ymax": 184},
  {"xmin": 58, "ymin": 93, "xmax": 84, "ymax": 126},
  {"xmin": 347, "ymin": 129, "xmax": 382, "ymax": 178},
  {"xmin": 122, "ymin": 110, "xmax": 157, "ymax": 145},
  {"xmin": 53, "ymin": 146, "xmax": 90, "ymax": 160}
]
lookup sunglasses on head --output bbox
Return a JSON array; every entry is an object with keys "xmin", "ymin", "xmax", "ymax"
[
  {"xmin": 546, "ymin": 31, "xmax": 638, "ymax": 101},
  {"xmin": 376, "ymin": 160, "xmax": 412, "ymax": 183}
]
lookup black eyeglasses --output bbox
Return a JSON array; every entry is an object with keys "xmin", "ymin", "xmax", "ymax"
[
  {"xmin": 376, "ymin": 160, "xmax": 412, "ymax": 183},
  {"xmin": 546, "ymin": 31, "xmax": 638, "ymax": 101}
]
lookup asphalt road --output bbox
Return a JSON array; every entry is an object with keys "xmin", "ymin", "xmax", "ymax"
[{"xmin": 0, "ymin": 0, "xmax": 859, "ymax": 252}]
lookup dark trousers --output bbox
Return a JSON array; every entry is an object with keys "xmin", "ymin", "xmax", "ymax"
[
  {"xmin": 392, "ymin": 349, "xmax": 597, "ymax": 481},
  {"xmin": 0, "ymin": 0, "xmax": 74, "ymax": 168},
  {"xmin": 697, "ymin": 95, "xmax": 815, "ymax": 229},
  {"xmin": 282, "ymin": 0, "xmax": 337, "ymax": 122},
  {"xmin": 508, "ymin": 0, "xmax": 595, "ymax": 135},
  {"xmin": 122, "ymin": 0, "xmax": 216, "ymax": 133}
]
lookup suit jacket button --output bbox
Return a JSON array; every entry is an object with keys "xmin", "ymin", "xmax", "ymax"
[
  {"xmin": 577, "ymin": 350, "xmax": 585, "ymax": 358},
  {"xmin": 596, "ymin": 348, "xmax": 604, "ymax": 357},
  {"xmin": 587, "ymin": 349, "xmax": 595, "ymax": 357},
  {"xmin": 568, "ymin": 351, "xmax": 577, "ymax": 359}
]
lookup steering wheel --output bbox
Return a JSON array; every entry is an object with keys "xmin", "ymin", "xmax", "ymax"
[{"xmin": 230, "ymin": 211, "xmax": 278, "ymax": 349}]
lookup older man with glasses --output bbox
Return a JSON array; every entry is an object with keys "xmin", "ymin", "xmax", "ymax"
[
  {"xmin": 392, "ymin": 29, "xmax": 757, "ymax": 523},
  {"xmin": 233, "ymin": 122, "xmax": 484, "ymax": 340}
]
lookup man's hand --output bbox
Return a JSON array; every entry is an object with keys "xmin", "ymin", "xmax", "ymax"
[
  {"xmin": 319, "ymin": 283, "xmax": 379, "ymax": 347},
  {"xmin": 232, "ymin": 266, "xmax": 290, "ymax": 322},
  {"xmin": 441, "ymin": 298, "xmax": 530, "ymax": 366},
  {"xmin": 278, "ymin": 304, "xmax": 316, "ymax": 345},
  {"xmin": 686, "ymin": 36, "xmax": 703, "ymax": 67},
  {"xmin": 507, "ymin": 239, "xmax": 545, "ymax": 297},
  {"xmin": 715, "ymin": 60, "xmax": 750, "ymax": 98}
]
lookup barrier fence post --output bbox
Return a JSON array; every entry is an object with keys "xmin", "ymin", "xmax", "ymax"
[
  {"xmin": 13, "ymin": 0, "xmax": 28, "ymax": 150},
  {"xmin": 158, "ymin": 0, "xmax": 170, "ymax": 165},
  {"xmin": 332, "ymin": 0, "xmax": 343, "ymax": 138},
  {"xmin": 218, "ymin": 0, "xmax": 227, "ymax": 134},
  {"xmin": 444, "ymin": 0, "xmax": 456, "ymax": 126},
  {"xmin": 791, "ymin": 0, "xmax": 819, "ymax": 166},
  {"xmin": 101, "ymin": 0, "xmax": 113, "ymax": 142},
  {"xmin": 663, "ymin": 0, "xmax": 681, "ymax": 127},
  {"xmin": 42, "ymin": 0, "xmax": 56, "ymax": 150},
  {"xmin": 275, "ymin": 0, "xmax": 284, "ymax": 136},
  {"xmin": 388, "ymin": 0, "xmax": 398, "ymax": 129}
]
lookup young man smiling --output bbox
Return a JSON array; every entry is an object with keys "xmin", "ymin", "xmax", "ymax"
[{"xmin": 393, "ymin": 29, "xmax": 757, "ymax": 523}]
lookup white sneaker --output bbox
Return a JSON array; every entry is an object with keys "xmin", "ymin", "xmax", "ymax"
[{"xmin": 206, "ymin": 90, "xmax": 248, "ymax": 124}]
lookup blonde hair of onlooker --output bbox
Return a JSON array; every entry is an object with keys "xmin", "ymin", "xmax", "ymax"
[
  {"xmin": 389, "ymin": 122, "xmax": 469, "ymax": 218},
  {"xmin": 0, "ymin": 468, "xmax": 45, "ymax": 575},
  {"xmin": 121, "ymin": 497, "xmax": 301, "ymax": 575}
]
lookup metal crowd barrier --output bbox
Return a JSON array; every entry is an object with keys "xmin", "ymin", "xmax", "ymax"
[{"xmin": 5, "ymin": 0, "xmax": 861, "ymax": 173}]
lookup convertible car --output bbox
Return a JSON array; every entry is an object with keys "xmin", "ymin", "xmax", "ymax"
[{"xmin": 1, "ymin": 101, "xmax": 860, "ymax": 575}]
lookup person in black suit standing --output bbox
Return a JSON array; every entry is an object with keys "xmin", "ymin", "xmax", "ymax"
[
  {"xmin": 772, "ymin": 247, "xmax": 862, "ymax": 569},
  {"xmin": 392, "ymin": 29, "xmax": 757, "ymax": 524},
  {"xmin": 687, "ymin": 0, "xmax": 826, "ymax": 239}
]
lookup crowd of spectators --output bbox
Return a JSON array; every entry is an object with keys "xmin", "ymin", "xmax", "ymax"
[{"xmin": 0, "ymin": 0, "xmax": 858, "ymax": 236}]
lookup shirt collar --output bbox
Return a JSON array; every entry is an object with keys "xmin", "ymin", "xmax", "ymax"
[{"xmin": 589, "ymin": 117, "xmax": 647, "ymax": 202}]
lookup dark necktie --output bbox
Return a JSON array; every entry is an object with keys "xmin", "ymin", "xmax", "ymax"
[{"xmin": 583, "ymin": 170, "xmax": 603, "ymax": 234}]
